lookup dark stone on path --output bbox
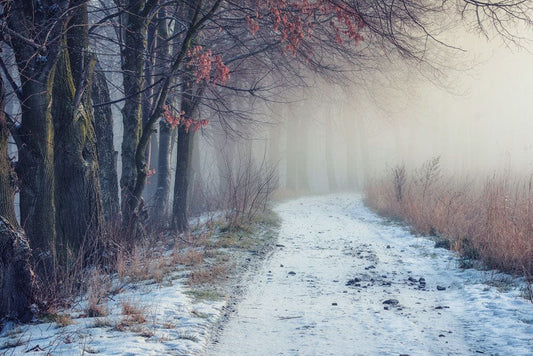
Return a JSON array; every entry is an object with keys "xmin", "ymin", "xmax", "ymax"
[
  {"xmin": 437, "ymin": 285, "xmax": 446, "ymax": 291},
  {"xmin": 276, "ymin": 244, "xmax": 285, "ymax": 248},
  {"xmin": 346, "ymin": 278, "xmax": 361, "ymax": 286},
  {"xmin": 383, "ymin": 299, "xmax": 399, "ymax": 306},
  {"xmin": 419, "ymin": 277, "xmax": 426, "ymax": 283},
  {"xmin": 280, "ymin": 264, "xmax": 284, "ymax": 267},
  {"xmin": 386, "ymin": 245, "xmax": 391, "ymax": 249},
  {"xmin": 288, "ymin": 271, "xmax": 296, "ymax": 275},
  {"xmin": 332, "ymin": 302, "xmax": 338, "ymax": 306},
  {"xmin": 365, "ymin": 265, "xmax": 376, "ymax": 270},
  {"xmin": 408, "ymin": 277, "xmax": 417, "ymax": 283}
]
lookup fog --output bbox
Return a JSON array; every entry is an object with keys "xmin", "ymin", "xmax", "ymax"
[{"xmin": 253, "ymin": 28, "xmax": 533, "ymax": 193}]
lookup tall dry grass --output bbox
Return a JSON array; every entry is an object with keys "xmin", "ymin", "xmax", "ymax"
[{"xmin": 365, "ymin": 158, "xmax": 533, "ymax": 277}]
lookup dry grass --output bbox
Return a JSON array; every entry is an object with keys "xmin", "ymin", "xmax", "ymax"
[
  {"xmin": 85, "ymin": 270, "xmax": 109, "ymax": 317},
  {"xmin": 121, "ymin": 299, "xmax": 147, "ymax": 324},
  {"xmin": 188, "ymin": 263, "xmax": 230, "ymax": 286},
  {"xmin": 365, "ymin": 158, "xmax": 533, "ymax": 278},
  {"xmin": 173, "ymin": 249, "xmax": 205, "ymax": 267}
]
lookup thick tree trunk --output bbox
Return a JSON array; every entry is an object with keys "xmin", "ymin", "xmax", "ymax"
[
  {"xmin": 93, "ymin": 63, "xmax": 120, "ymax": 222},
  {"xmin": 9, "ymin": 0, "xmax": 69, "ymax": 264},
  {"xmin": 0, "ymin": 217, "xmax": 36, "ymax": 322},
  {"xmin": 52, "ymin": 49, "xmax": 103, "ymax": 259},
  {"xmin": 0, "ymin": 76, "xmax": 36, "ymax": 322},
  {"xmin": 151, "ymin": 120, "xmax": 174, "ymax": 225},
  {"xmin": 16, "ymin": 78, "xmax": 57, "ymax": 257}
]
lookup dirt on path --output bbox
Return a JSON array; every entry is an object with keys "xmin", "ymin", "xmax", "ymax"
[{"xmin": 208, "ymin": 194, "xmax": 533, "ymax": 356}]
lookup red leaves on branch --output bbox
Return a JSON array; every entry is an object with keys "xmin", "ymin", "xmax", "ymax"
[
  {"xmin": 246, "ymin": 0, "xmax": 365, "ymax": 55},
  {"xmin": 187, "ymin": 46, "xmax": 230, "ymax": 85},
  {"xmin": 163, "ymin": 105, "xmax": 209, "ymax": 134}
]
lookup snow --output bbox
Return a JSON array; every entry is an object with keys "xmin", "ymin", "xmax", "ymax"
[
  {"xmin": 1, "ymin": 193, "xmax": 532, "ymax": 355},
  {"xmin": 209, "ymin": 194, "xmax": 533, "ymax": 356},
  {"xmin": 0, "ymin": 276, "xmax": 226, "ymax": 355}
]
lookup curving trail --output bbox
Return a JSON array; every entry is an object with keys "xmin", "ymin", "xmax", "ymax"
[{"xmin": 208, "ymin": 194, "xmax": 533, "ymax": 356}]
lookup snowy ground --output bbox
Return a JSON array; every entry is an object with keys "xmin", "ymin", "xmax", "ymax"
[
  {"xmin": 209, "ymin": 194, "xmax": 533, "ymax": 356},
  {"xmin": 1, "ymin": 194, "xmax": 532, "ymax": 355}
]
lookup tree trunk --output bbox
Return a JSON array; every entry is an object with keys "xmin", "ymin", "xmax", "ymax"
[
  {"xmin": 120, "ymin": 1, "xmax": 149, "ymax": 229},
  {"xmin": 16, "ymin": 78, "xmax": 57, "ymax": 258},
  {"xmin": 171, "ymin": 80, "xmax": 201, "ymax": 232},
  {"xmin": 0, "ymin": 76, "xmax": 36, "ymax": 322},
  {"xmin": 172, "ymin": 125, "xmax": 195, "ymax": 232},
  {"xmin": 9, "ymin": 0, "xmax": 69, "ymax": 264},
  {"xmin": 143, "ymin": 21, "xmax": 158, "ymax": 203},
  {"xmin": 93, "ymin": 62, "xmax": 120, "ymax": 222},
  {"xmin": 0, "ymin": 217, "xmax": 36, "ymax": 322},
  {"xmin": 52, "ymin": 48, "xmax": 103, "ymax": 260},
  {"xmin": 151, "ymin": 120, "xmax": 174, "ymax": 225}
]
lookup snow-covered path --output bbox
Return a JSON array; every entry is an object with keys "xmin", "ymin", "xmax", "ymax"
[{"xmin": 209, "ymin": 194, "xmax": 533, "ymax": 356}]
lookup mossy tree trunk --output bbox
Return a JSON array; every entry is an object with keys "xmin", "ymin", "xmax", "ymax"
[
  {"xmin": 52, "ymin": 1, "xmax": 103, "ymax": 260},
  {"xmin": 0, "ymin": 74, "xmax": 37, "ymax": 322},
  {"xmin": 8, "ymin": 0, "xmax": 70, "ymax": 265}
]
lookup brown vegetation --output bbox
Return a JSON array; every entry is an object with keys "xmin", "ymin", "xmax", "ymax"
[{"xmin": 365, "ymin": 158, "xmax": 533, "ymax": 277}]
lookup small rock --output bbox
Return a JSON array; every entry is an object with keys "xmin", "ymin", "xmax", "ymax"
[
  {"xmin": 384, "ymin": 306, "xmax": 389, "ymax": 310},
  {"xmin": 276, "ymin": 244, "xmax": 285, "ymax": 248},
  {"xmin": 408, "ymin": 276, "xmax": 417, "ymax": 283},
  {"xmin": 383, "ymin": 299, "xmax": 399, "ymax": 306},
  {"xmin": 280, "ymin": 264, "xmax": 284, "ymax": 267},
  {"xmin": 288, "ymin": 271, "xmax": 296, "ymax": 275},
  {"xmin": 437, "ymin": 285, "xmax": 446, "ymax": 291},
  {"xmin": 364, "ymin": 265, "xmax": 376, "ymax": 270},
  {"xmin": 332, "ymin": 302, "xmax": 338, "ymax": 306},
  {"xmin": 419, "ymin": 277, "xmax": 426, "ymax": 283},
  {"xmin": 439, "ymin": 334, "xmax": 445, "ymax": 338},
  {"xmin": 346, "ymin": 278, "xmax": 361, "ymax": 286},
  {"xmin": 386, "ymin": 245, "xmax": 391, "ymax": 249}
]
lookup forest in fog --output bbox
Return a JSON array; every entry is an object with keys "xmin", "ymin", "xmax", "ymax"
[{"xmin": 0, "ymin": 0, "xmax": 531, "ymax": 325}]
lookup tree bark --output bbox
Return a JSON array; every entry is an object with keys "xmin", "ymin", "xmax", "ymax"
[
  {"xmin": 92, "ymin": 62, "xmax": 120, "ymax": 222},
  {"xmin": 8, "ymin": 0, "xmax": 69, "ymax": 263},
  {"xmin": 52, "ymin": 48, "xmax": 103, "ymax": 259},
  {"xmin": 0, "ymin": 76, "xmax": 36, "ymax": 322},
  {"xmin": 120, "ymin": 1, "xmax": 150, "ymax": 229},
  {"xmin": 0, "ymin": 217, "xmax": 36, "ymax": 322},
  {"xmin": 171, "ymin": 81, "xmax": 201, "ymax": 232},
  {"xmin": 16, "ymin": 76, "xmax": 57, "ymax": 257},
  {"xmin": 172, "ymin": 125, "xmax": 195, "ymax": 232},
  {"xmin": 151, "ymin": 120, "xmax": 174, "ymax": 225}
]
